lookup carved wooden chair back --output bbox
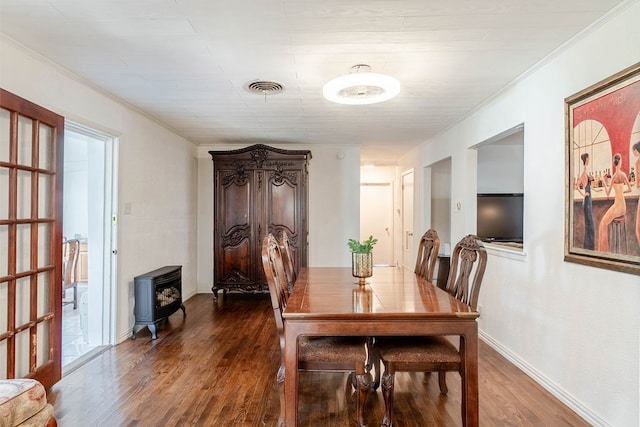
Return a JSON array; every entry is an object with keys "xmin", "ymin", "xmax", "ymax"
[
  {"xmin": 279, "ymin": 230, "xmax": 297, "ymax": 291},
  {"xmin": 62, "ymin": 238, "xmax": 80, "ymax": 309},
  {"xmin": 262, "ymin": 233, "xmax": 372, "ymax": 425},
  {"xmin": 376, "ymin": 235, "xmax": 487, "ymax": 426},
  {"xmin": 444, "ymin": 234, "xmax": 487, "ymax": 309},
  {"xmin": 261, "ymin": 233, "xmax": 289, "ymax": 351},
  {"xmin": 414, "ymin": 229, "xmax": 440, "ymax": 281}
]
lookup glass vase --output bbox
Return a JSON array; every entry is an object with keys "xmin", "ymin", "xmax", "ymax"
[{"xmin": 351, "ymin": 252, "xmax": 373, "ymax": 285}]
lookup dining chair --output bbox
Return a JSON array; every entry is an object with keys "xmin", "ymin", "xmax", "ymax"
[
  {"xmin": 376, "ymin": 234, "xmax": 487, "ymax": 427},
  {"xmin": 261, "ymin": 233, "xmax": 372, "ymax": 427},
  {"xmin": 279, "ymin": 230, "xmax": 297, "ymax": 292},
  {"xmin": 62, "ymin": 238, "xmax": 80, "ymax": 309},
  {"xmin": 414, "ymin": 228, "xmax": 440, "ymax": 281}
]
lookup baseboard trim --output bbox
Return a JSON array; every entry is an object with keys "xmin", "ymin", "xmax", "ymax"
[
  {"xmin": 479, "ymin": 330, "xmax": 609, "ymax": 427},
  {"xmin": 118, "ymin": 329, "xmax": 132, "ymax": 344}
]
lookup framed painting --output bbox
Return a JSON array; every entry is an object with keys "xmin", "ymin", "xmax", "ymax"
[{"xmin": 565, "ymin": 62, "xmax": 640, "ymax": 275}]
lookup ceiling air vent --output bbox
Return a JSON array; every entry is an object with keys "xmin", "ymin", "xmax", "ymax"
[{"xmin": 245, "ymin": 80, "xmax": 286, "ymax": 95}]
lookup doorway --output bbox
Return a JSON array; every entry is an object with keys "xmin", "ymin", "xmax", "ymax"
[
  {"xmin": 62, "ymin": 123, "xmax": 117, "ymax": 369},
  {"xmin": 360, "ymin": 182, "xmax": 394, "ymax": 265},
  {"xmin": 430, "ymin": 158, "xmax": 452, "ymax": 254}
]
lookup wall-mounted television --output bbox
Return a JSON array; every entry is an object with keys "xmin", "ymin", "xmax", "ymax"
[{"xmin": 476, "ymin": 193, "xmax": 523, "ymax": 243}]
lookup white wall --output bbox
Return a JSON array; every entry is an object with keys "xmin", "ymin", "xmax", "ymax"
[
  {"xmin": 196, "ymin": 156, "xmax": 214, "ymax": 294},
  {"xmin": 477, "ymin": 132, "xmax": 524, "ymax": 194},
  {"xmin": 0, "ymin": 36, "xmax": 199, "ymax": 343},
  {"xmin": 308, "ymin": 145, "xmax": 361, "ymax": 266},
  {"xmin": 400, "ymin": 3, "xmax": 640, "ymax": 426}
]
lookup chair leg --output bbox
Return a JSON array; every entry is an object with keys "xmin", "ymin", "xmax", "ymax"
[
  {"xmin": 459, "ymin": 339, "xmax": 467, "ymax": 426},
  {"xmin": 276, "ymin": 370, "xmax": 285, "ymax": 427},
  {"xmin": 372, "ymin": 356, "xmax": 381, "ymax": 391},
  {"xmin": 381, "ymin": 363, "xmax": 395, "ymax": 427},
  {"xmin": 366, "ymin": 337, "xmax": 381, "ymax": 391},
  {"xmin": 438, "ymin": 371, "xmax": 448, "ymax": 394},
  {"xmin": 354, "ymin": 361, "xmax": 371, "ymax": 427},
  {"xmin": 72, "ymin": 284, "xmax": 78, "ymax": 309}
]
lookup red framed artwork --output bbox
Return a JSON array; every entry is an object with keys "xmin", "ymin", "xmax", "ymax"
[{"xmin": 565, "ymin": 62, "xmax": 640, "ymax": 275}]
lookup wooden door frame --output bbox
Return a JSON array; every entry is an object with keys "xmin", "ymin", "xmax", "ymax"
[{"xmin": 401, "ymin": 169, "xmax": 415, "ymax": 270}]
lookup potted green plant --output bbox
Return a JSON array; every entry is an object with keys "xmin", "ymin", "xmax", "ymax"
[{"xmin": 348, "ymin": 235, "xmax": 378, "ymax": 285}]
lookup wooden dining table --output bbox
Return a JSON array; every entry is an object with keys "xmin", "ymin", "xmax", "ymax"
[{"xmin": 282, "ymin": 266, "xmax": 480, "ymax": 426}]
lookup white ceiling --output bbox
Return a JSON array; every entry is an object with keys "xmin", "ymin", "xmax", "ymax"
[{"xmin": 0, "ymin": 0, "xmax": 626, "ymax": 163}]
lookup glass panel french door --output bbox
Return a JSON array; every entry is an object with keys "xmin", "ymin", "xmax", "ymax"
[{"xmin": 0, "ymin": 89, "xmax": 63, "ymax": 389}]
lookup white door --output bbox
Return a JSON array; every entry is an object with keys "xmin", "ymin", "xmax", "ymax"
[
  {"xmin": 360, "ymin": 183, "xmax": 393, "ymax": 266},
  {"xmin": 401, "ymin": 170, "xmax": 414, "ymax": 269}
]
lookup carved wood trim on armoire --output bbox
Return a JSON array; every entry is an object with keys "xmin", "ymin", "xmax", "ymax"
[{"xmin": 209, "ymin": 144, "xmax": 312, "ymax": 298}]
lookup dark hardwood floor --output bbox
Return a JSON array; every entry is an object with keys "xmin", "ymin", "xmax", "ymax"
[{"xmin": 49, "ymin": 294, "xmax": 589, "ymax": 426}]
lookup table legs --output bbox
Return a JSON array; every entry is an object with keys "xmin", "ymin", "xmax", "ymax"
[
  {"xmin": 461, "ymin": 327, "xmax": 479, "ymax": 427},
  {"xmin": 283, "ymin": 322, "xmax": 479, "ymax": 427},
  {"xmin": 283, "ymin": 325, "xmax": 298, "ymax": 426}
]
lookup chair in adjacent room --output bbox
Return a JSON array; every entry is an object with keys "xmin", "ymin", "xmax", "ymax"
[
  {"xmin": 414, "ymin": 228, "xmax": 440, "ymax": 281},
  {"xmin": 279, "ymin": 230, "xmax": 297, "ymax": 291},
  {"xmin": 62, "ymin": 238, "xmax": 80, "ymax": 309},
  {"xmin": 376, "ymin": 234, "xmax": 487, "ymax": 427},
  {"xmin": 262, "ymin": 233, "xmax": 372, "ymax": 427}
]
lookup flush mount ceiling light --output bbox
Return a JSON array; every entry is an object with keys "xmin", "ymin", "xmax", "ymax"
[{"xmin": 323, "ymin": 64, "xmax": 400, "ymax": 105}]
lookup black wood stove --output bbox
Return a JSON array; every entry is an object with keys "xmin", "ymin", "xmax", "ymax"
[{"xmin": 132, "ymin": 265, "xmax": 186, "ymax": 340}]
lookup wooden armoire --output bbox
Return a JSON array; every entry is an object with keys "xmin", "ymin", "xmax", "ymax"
[{"xmin": 209, "ymin": 144, "xmax": 311, "ymax": 298}]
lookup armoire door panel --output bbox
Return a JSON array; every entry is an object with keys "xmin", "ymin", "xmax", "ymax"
[
  {"xmin": 268, "ymin": 179, "xmax": 297, "ymax": 231},
  {"xmin": 265, "ymin": 169, "xmax": 304, "ymax": 273},
  {"xmin": 219, "ymin": 173, "xmax": 252, "ymax": 232},
  {"xmin": 220, "ymin": 238, "xmax": 252, "ymax": 283},
  {"xmin": 216, "ymin": 166, "xmax": 256, "ymax": 289}
]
